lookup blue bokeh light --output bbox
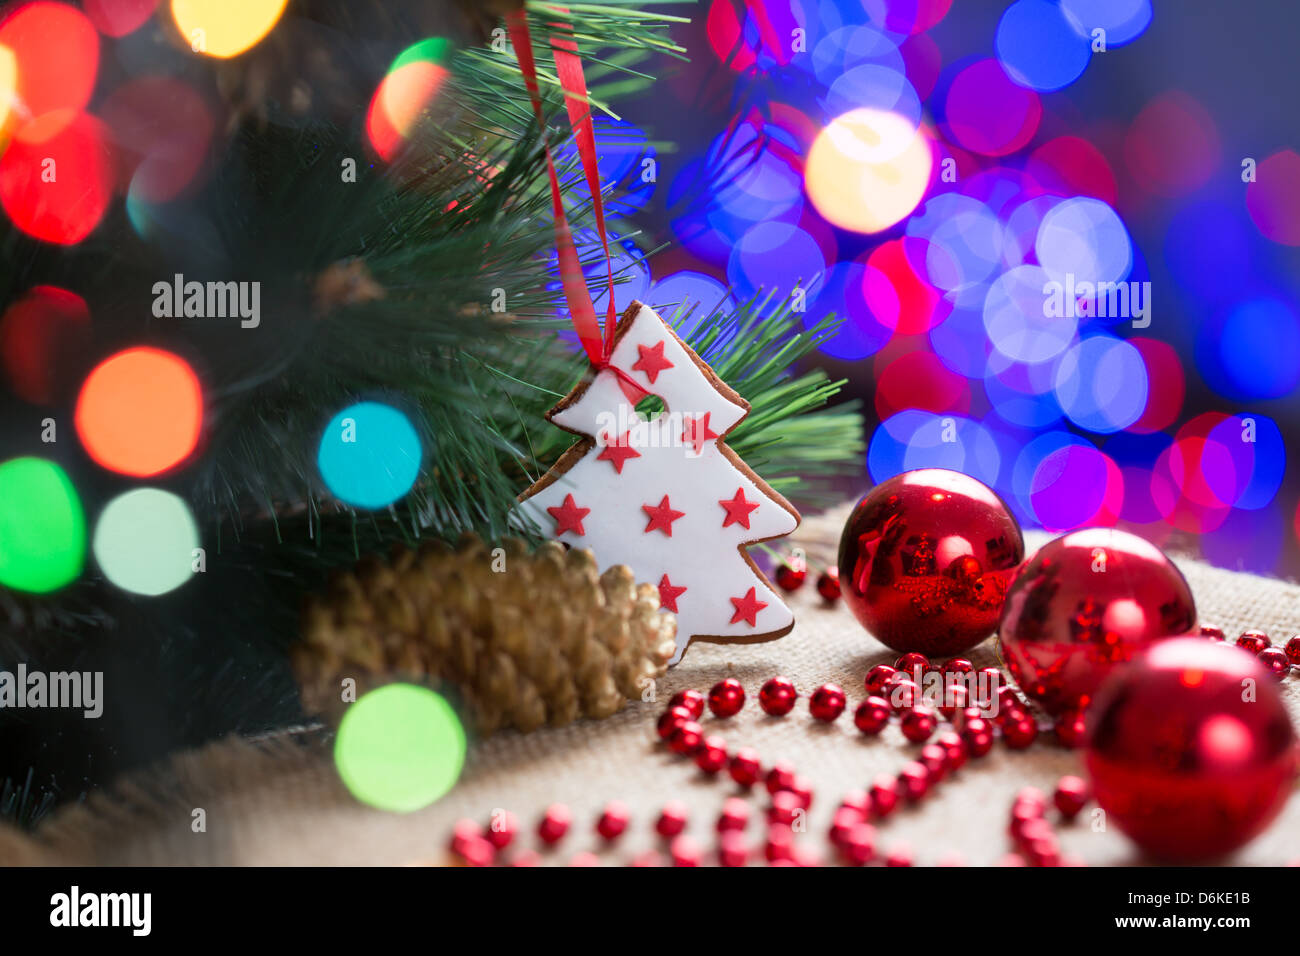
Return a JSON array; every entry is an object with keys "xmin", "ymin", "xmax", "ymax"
[{"xmin": 318, "ymin": 402, "xmax": 423, "ymax": 509}]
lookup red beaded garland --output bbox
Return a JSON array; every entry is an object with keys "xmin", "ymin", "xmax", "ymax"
[
  {"xmin": 1257, "ymin": 646, "xmax": 1291, "ymax": 679},
  {"xmin": 708, "ymin": 677, "xmax": 746, "ymax": 717},
  {"xmin": 485, "ymin": 810, "xmax": 518, "ymax": 849},
  {"xmin": 935, "ymin": 731, "xmax": 967, "ymax": 771},
  {"xmin": 1200, "ymin": 624, "xmax": 1225, "ymax": 641},
  {"xmin": 809, "ymin": 683, "xmax": 847, "ymax": 722},
  {"xmin": 884, "ymin": 675, "xmax": 920, "ymax": 711},
  {"xmin": 864, "ymin": 663, "xmax": 898, "ymax": 695},
  {"xmin": 656, "ymin": 705, "xmax": 693, "ymax": 740},
  {"xmin": 1286, "ymin": 635, "xmax": 1300, "ymax": 665},
  {"xmin": 999, "ymin": 528, "xmax": 1197, "ymax": 715},
  {"xmin": 718, "ymin": 830, "xmax": 748, "ymax": 867},
  {"xmin": 816, "ymin": 566, "xmax": 841, "ymax": 601},
  {"xmin": 853, "ymin": 696, "xmax": 891, "ymax": 735},
  {"xmin": 841, "ymin": 823, "xmax": 876, "ymax": 865},
  {"xmin": 1053, "ymin": 776, "xmax": 1089, "ymax": 820},
  {"xmin": 596, "ymin": 801, "xmax": 630, "ymax": 840},
  {"xmin": 538, "ymin": 804, "xmax": 571, "ymax": 845},
  {"xmin": 901, "ymin": 706, "xmax": 938, "ymax": 743},
  {"xmin": 768, "ymin": 790, "xmax": 801, "ymax": 827},
  {"xmin": 758, "ymin": 675, "xmax": 798, "ymax": 716},
  {"xmin": 670, "ymin": 835, "xmax": 701, "ymax": 867},
  {"xmin": 894, "ymin": 652, "xmax": 930, "ymax": 677},
  {"xmin": 728, "ymin": 747, "xmax": 762, "ymax": 787},
  {"xmin": 765, "ymin": 762, "xmax": 797, "ymax": 794},
  {"xmin": 1053, "ymin": 709, "xmax": 1087, "ymax": 749},
  {"xmin": 1236, "ymin": 629, "xmax": 1270, "ymax": 655},
  {"xmin": 694, "ymin": 734, "xmax": 729, "ymax": 773},
  {"xmin": 838, "ymin": 469, "xmax": 1025, "ymax": 656},
  {"xmin": 656, "ymin": 801, "xmax": 689, "ymax": 837},
  {"xmin": 1002, "ymin": 715, "xmax": 1038, "ymax": 749},
  {"xmin": 668, "ymin": 720, "xmax": 704, "ymax": 755},
  {"xmin": 667, "ymin": 689, "xmax": 706, "ymax": 719},
  {"xmin": 870, "ymin": 775, "xmax": 900, "ymax": 817},
  {"xmin": 775, "ymin": 561, "xmax": 806, "ymax": 592},
  {"xmin": 717, "ymin": 796, "xmax": 750, "ymax": 832},
  {"xmin": 941, "ymin": 657, "xmax": 973, "ymax": 676}
]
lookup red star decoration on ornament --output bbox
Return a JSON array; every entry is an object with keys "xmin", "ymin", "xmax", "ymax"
[
  {"xmin": 596, "ymin": 430, "xmax": 641, "ymax": 474},
  {"xmin": 632, "ymin": 340, "xmax": 674, "ymax": 384},
  {"xmin": 729, "ymin": 587, "xmax": 768, "ymax": 627},
  {"xmin": 657, "ymin": 574, "xmax": 687, "ymax": 612},
  {"xmin": 719, "ymin": 487, "xmax": 759, "ymax": 529},
  {"xmin": 642, "ymin": 495, "xmax": 686, "ymax": 536},
  {"xmin": 546, "ymin": 494, "xmax": 590, "ymax": 537},
  {"xmin": 681, "ymin": 413, "xmax": 719, "ymax": 454}
]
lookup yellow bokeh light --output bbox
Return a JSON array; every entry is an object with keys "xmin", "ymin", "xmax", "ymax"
[
  {"xmin": 805, "ymin": 108, "xmax": 933, "ymax": 234},
  {"xmin": 0, "ymin": 44, "xmax": 16, "ymax": 135},
  {"xmin": 171, "ymin": 0, "xmax": 288, "ymax": 59}
]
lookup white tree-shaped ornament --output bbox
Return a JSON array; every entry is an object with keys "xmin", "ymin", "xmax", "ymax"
[{"xmin": 518, "ymin": 301, "xmax": 800, "ymax": 664}]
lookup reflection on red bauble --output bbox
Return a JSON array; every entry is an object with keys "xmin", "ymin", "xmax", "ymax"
[
  {"xmin": 999, "ymin": 528, "xmax": 1196, "ymax": 715},
  {"xmin": 838, "ymin": 469, "xmax": 1024, "ymax": 656},
  {"xmin": 1087, "ymin": 639, "xmax": 1298, "ymax": 861}
]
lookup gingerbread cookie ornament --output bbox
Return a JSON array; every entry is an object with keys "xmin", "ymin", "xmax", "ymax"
[{"xmin": 518, "ymin": 301, "xmax": 800, "ymax": 664}]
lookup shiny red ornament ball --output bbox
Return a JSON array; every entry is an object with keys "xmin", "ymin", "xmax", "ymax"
[
  {"xmin": 596, "ymin": 801, "xmax": 630, "ymax": 840},
  {"xmin": 884, "ymin": 675, "xmax": 920, "ymax": 712},
  {"xmin": 942, "ymin": 657, "xmax": 973, "ymax": 676},
  {"xmin": 718, "ymin": 830, "xmax": 748, "ymax": 867},
  {"xmin": 999, "ymin": 528, "xmax": 1197, "ymax": 715},
  {"xmin": 809, "ymin": 683, "xmax": 847, "ymax": 722},
  {"xmin": 1086, "ymin": 638, "xmax": 1298, "ymax": 862},
  {"xmin": 1200, "ymin": 624, "xmax": 1225, "ymax": 641},
  {"xmin": 1286, "ymin": 635, "xmax": 1300, "ymax": 665},
  {"xmin": 538, "ymin": 804, "xmax": 571, "ymax": 845},
  {"xmin": 708, "ymin": 677, "xmax": 746, "ymax": 717},
  {"xmin": 768, "ymin": 790, "xmax": 801, "ymax": 827},
  {"xmin": 758, "ymin": 675, "xmax": 798, "ymax": 716},
  {"xmin": 695, "ymin": 734, "xmax": 729, "ymax": 773},
  {"xmin": 816, "ymin": 566, "xmax": 841, "ymax": 601},
  {"xmin": 775, "ymin": 560, "xmax": 806, "ymax": 591},
  {"xmin": 667, "ymin": 689, "xmax": 706, "ymax": 719},
  {"xmin": 1258, "ymin": 646, "xmax": 1291, "ymax": 679},
  {"xmin": 936, "ymin": 731, "xmax": 967, "ymax": 771},
  {"xmin": 901, "ymin": 706, "xmax": 937, "ymax": 743},
  {"xmin": 838, "ymin": 469, "xmax": 1025, "ymax": 656},
  {"xmin": 854, "ymin": 696, "xmax": 891, "ymax": 735},
  {"xmin": 1053, "ymin": 775, "xmax": 1089, "ymax": 819},
  {"xmin": 1236, "ymin": 629, "xmax": 1270, "ymax": 654}
]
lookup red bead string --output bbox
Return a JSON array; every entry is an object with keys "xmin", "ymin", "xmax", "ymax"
[{"xmin": 445, "ymin": 626, "xmax": 1293, "ymax": 866}]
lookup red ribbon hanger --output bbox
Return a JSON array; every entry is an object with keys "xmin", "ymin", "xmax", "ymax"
[{"xmin": 507, "ymin": 8, "xmax": 648, "ymax": 401}]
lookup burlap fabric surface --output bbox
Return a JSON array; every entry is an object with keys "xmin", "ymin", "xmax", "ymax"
[{"xmin": 10, "ymin": 505, "xmax": 1300, "ymax": 865}]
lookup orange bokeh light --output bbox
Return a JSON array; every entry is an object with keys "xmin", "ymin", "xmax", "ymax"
[
  {"xmin": 0, "ymin": 2, "xmax": 100, "ymax": 142},
  {"xmin": 75, "ymin": 347, "xmax": 203, "ymax": 477}
]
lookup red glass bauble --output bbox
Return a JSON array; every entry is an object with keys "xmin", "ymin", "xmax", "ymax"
[
  {"xmin": 816, "ymin": 567, "xmax": 841, "ymax": 601},
  {"xmin": 775, "ymin": 561, "xmax": 806, "ymax": 591},
  {"xmin": 999, "ymin": 528, "xmax": 1198, "ymax": 715},
  {"xmin": 1086, "ymin": 638, "xmax": 1298, "ymax": 862},
  {"xmin": 758, "ymin": 675, "xmax": 798, "ymax": 716},
  {"xmin": 809, "ymin": 683, "xmax": 846, "ymax": 722},
  {"xmin": 838, "ymin": 469, "xmax": 1024, "ymax": 656}
]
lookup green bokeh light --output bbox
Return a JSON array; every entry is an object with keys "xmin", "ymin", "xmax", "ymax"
[
  {"xmin": 92, "ymin": 488, "xmax": 199, "ymax": 596},
  {"xmin": 334, "ymin": 684, "xmax": 466, "ymax": 813},
  {"xmin": 0, "ymin": 457, "xmax": 86, "ymax": 593}
]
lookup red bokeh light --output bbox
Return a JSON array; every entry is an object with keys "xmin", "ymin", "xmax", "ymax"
[
  {"xmin": 0, "ymin": 2, "xmax": 99, "ymax": 141},
  {"xmin": 0, "ymin": 285, "xmax": 91, "ymax": 404},
  {"xmin": 1124, "ymin": 91, "xmax": 1220, "ymax": 198},
  {"xmin": 0, "ymin": 111, "xmax": 115, "ymax": 244},
  {"xmin": 83, "ymin": 0, "xmax": 158, "ymax": 37},
  {"xmin": 102, "ymin": 75, "xmax": 214, "ymax": 202},
  {"xmin": 863, "ymin": 238, "xmax": 952, "ymax": 335}
]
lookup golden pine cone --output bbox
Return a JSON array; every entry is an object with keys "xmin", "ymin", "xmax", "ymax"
[{"xmin": 292, "ymin": 535, "xmax": 677, "ymax": 734}]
